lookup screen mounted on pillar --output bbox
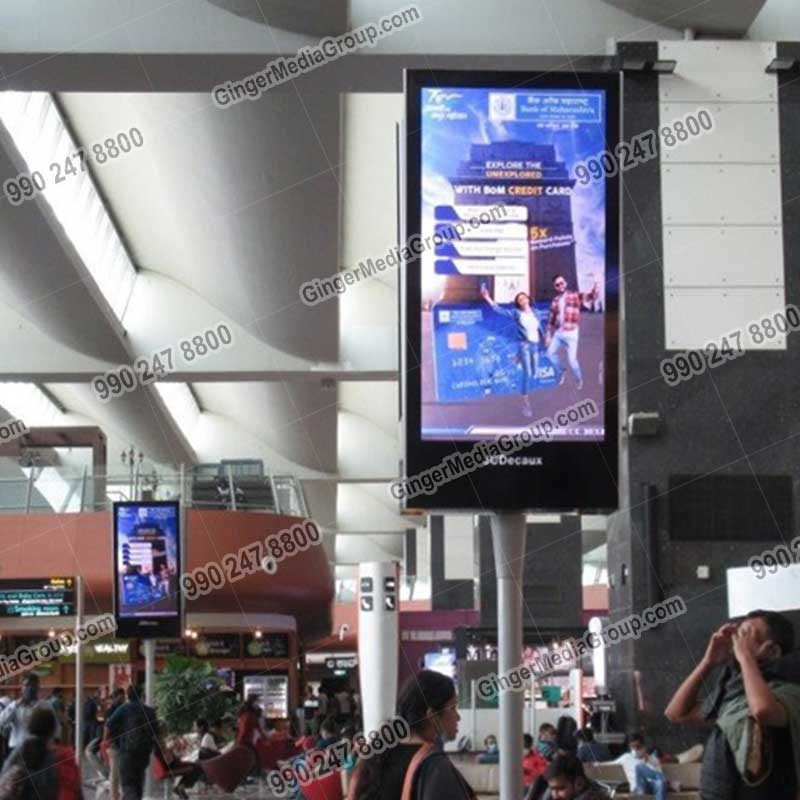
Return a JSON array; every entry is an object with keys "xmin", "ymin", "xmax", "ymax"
[
  {"xmin": 401, "ymin": 71, "xmax": 619, "ymax": 511},
  {"xmin": 113, "ymin": 501, "xmax": 182, "ymax": 638}
]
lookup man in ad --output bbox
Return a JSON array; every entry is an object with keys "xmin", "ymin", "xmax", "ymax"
[{"xmin": 546, "ymin": 274, "xmax": 599, "ymax": 391}]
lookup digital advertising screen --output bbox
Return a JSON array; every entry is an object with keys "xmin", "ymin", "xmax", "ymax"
[
  {"xmin": 113, "ymin": 501, "xmax": 182, "ymax": 638},
  {"xmin": 402, "ymin": 71, "xmax": 619, "ymax": 511}
]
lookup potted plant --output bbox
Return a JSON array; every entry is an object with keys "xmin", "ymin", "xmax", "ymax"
[{"xmin": 154, "ymin": 654, "xmax": 238, "ymax": 736}]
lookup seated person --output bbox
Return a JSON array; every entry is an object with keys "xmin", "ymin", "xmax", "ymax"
[
  {"xmin": 612, "ymin": 733, "xmax": 665, "ymax": 800},
  {"xmin": 533, "ymin": 754, "xmax": 610, "ymax": 800},
  {"xmin": 537, "ymin": 723, "xmax": 558, "ymax": 760},
  {"xmin": 236, "ymin": 696, "xmax": 261, "ymax": 748},
  {"xmin": 556, "ymin": 716, "xmax": 579, "ymax": 756},
  {"xmin": 575, "ymin": 728, "xmax": 612, "ymax": 763},
  {"xmin": 261, "ymin": 716, "xmax": 278, "ymax": 740},
  {"xmin": 523, "ymin": 733, "xmax": 548, "ymax": 787},
  {"xmin": 317, "ymin": 717, "xmax": 340, "ymax": 751},
  {"xmin": 477, "ymin": 734, "xmax": 499, "ymax": 764},
  {"xmin": 155, "ymin": 723, "xmax": 203, "ymax": 800},
  {"xmin": 196, "ymin": 718, "xmax": 220, "ymax": 760}
]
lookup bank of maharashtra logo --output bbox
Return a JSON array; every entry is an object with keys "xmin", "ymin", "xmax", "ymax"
[{"xmin": 489, "ymin": 93, "xmax": 516, "ymax": 121}]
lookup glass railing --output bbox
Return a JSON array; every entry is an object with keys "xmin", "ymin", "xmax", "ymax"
[{"xmin": 0, "ymin": 466, "xmax": 310, "ymax": 517}]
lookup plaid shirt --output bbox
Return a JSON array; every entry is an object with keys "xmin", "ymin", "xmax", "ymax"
[{"xmin": 547, "ymin": 288, "xmax": 596, "ymax": 335}]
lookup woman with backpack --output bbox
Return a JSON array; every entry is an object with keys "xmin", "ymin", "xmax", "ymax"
[{"xmin": 347, "ymin": 670, "xmax": 475, "ymax": 800}]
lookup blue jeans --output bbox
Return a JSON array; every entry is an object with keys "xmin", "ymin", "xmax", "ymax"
[
  {"xmin": 634, "ymin": 762, "xmax": 667, "ymax": 800},
  {"xmin": 546, "ymin": 329, "xmax": 582, "ymax": 383},
  {"xmin": 519, "ymin": 341, "xmax": 539, "ymax": 395}
]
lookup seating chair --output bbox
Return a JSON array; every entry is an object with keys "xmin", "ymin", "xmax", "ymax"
[
  {"xmin": 198, "ymin": 745, "xmax": 257, "ymax": 793},
  {"xmin": 301, "ymin": 770, "xmax": 345, "ymax": 800},
  {"xmin": 583, "ymin": 763, "xmax": 628, "ymax": 798}
]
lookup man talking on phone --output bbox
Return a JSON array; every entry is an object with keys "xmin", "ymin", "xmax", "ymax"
[{"xmin": 665, "ymin": 610, "xmax": 800, "ymax": 800}]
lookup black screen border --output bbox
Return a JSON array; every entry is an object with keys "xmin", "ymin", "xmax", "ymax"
[
  {"xmin": 402, "ymin": 69, "xmax": 620, "ymax": 512},
  {"xmin": 112, "ymin": 500, "xmax": 182, "ymax": 639}
]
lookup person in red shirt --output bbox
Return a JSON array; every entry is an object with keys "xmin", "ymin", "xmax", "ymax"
[
  {"xmin": 545, "ymin": 275, "xmax": 599, "ymax": 391},
  {"xmin": 235, "ymin": 695, "xmax": 261, "ymax": 748},
  {"xmin": 523, "ymin": 733, "xmax": 548, "ymax": 788}
]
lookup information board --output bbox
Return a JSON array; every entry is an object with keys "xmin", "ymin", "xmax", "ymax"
[{"xmin": 0, "ymin": 577, "xmax": 75, "ymax": 618}]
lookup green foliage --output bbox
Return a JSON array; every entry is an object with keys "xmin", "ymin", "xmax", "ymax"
[{"xmin": 153, "ymin": 654, "xmax": 238, "ymax": 735}]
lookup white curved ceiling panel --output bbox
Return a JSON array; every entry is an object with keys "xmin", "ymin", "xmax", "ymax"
[
  {"xmin": 57, "ymin": 91, "xmax": 341, "ymax": 362},
  {"xmin": 193, "ymin": 381, "xmax": 337, "ymax": 474}
]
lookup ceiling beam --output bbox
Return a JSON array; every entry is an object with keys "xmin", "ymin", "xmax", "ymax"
[
  {"xmin": 206, "ymin": 0, "xmax": 349, "ymax": 37},
  {"xmin": 0, "ymin": 53, "xmax": 613, "ymax": 93}
]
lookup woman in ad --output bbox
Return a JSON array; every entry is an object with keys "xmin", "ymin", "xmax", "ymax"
[{"xmin": 481, "ymin": 286, "xmax": 544, "ymax": 419}]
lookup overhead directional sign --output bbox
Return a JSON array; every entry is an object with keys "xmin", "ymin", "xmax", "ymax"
[{"xmin": 0, "ymin": 578, "xmax": 75, "ymax": 618}]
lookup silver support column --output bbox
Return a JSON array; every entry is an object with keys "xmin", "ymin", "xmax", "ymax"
[
  {"xmin": 144, "ymin": 639, "xmax": 156, "ymax": 798},
  {"xmin": 74, "ymin": 577, "xmax": 84, "ymax": 768},
  {"xmin": 226, "ymin": 464, "xmax": 237, "ymax": 511},
  {"xmin": 470, "ymin": 679, "xmax": 478, "ymax": 751},
  {"xmin": 490, "ymin": 513, "xmax": 526, "ymax": 800},
  {"xmin": 144, "ymin": 639, "xmax": 155, "ymax": 703}
]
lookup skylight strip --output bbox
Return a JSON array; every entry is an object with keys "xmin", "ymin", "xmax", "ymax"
[{"xmin": 0, "ymin": 91, "xmax": 137, "ymax": 321}]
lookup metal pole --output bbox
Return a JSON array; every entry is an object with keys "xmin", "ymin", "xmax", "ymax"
[
  {"xmin": 74, "ymin": 577, "xmax": 84, "ymax": 768},
  {"xmin": 530, "ymin": 677, "xmax": 536, "ymax": 740},
  {"xmin": 144, "ymin": 639, "xmax": 155, "ymax": 704},
  {"xmin": 227, "ymin": 464, "xmax": 237, "ymax": 511},
  {"xmin": 268, "ymin": 473, "xmax": 279, "ymax": 513},
  {"xmin": 491, "ymin": 514, "xmax": 526, "ymax": 800},
  {"xmin": 24, "ymin": 470, "xmax": 34, "ymax": 514},
  {"xmin": 470, "ymin": 679, "xmax": 478, "ymax": 751},
  {"xmin": 79, "ymin": 465, "xmax": 87, "ymax": 513},
  {"xmin": 143, "ymin": 639, "xmax": 155, "ymax": 798}
]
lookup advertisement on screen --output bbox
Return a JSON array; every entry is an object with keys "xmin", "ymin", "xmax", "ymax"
[
  {"xmin": 113, "ymin": 501, "xmax": 181, "ymax": 638},
  {"xmin": 403, "ymin": 71, "xmax": 619, "ymax": 511},
  {"xmin": 422, "ymin": 88, "xmax": 605, "ymax": 440}
]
